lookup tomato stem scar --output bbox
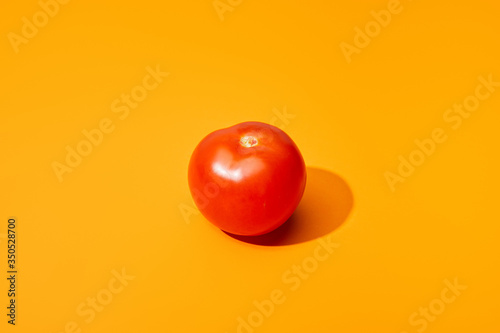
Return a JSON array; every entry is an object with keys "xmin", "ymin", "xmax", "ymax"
[{"xmin": 240, "ymin": 136, "xmax": 258, "ymax": 147}]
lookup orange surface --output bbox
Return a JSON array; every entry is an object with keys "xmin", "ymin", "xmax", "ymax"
[{"xmin": 1, "ymin": 0, "xmax": 499, "ymax": 332}]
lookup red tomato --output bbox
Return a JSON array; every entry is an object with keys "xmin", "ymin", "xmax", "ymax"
[{"xmin": 188, "ymin": 121, "xmax": 306, "ymax": 236}]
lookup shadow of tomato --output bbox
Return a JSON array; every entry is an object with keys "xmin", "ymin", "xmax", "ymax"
[{"xmin": 225, "ymin": 166, "xmax": 354, "ymax": 246}]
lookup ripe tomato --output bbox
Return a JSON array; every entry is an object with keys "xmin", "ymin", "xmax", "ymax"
[{"xmin": 188, "ymin": 121, "xmax": 306, "ymax": 236}]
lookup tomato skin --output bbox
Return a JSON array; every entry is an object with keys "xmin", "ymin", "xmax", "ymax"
[{"xmin": 188, "ymin": 121, "xmax": 306, "ymax": 236}]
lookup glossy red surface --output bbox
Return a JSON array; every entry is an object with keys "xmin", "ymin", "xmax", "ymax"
[{"xmin": 188, "ymin": 122, "xmax": 307, "ymax": 236}]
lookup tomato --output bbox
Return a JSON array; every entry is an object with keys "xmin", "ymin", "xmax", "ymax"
[{"xmin": 188, "ymin": 121, "xmax": 306, "ymax": 236}]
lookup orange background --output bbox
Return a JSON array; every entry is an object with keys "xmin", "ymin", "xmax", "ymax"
[{"xmin": 1, "ymin": 0, "xmax": 499, "ymax": 332}]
